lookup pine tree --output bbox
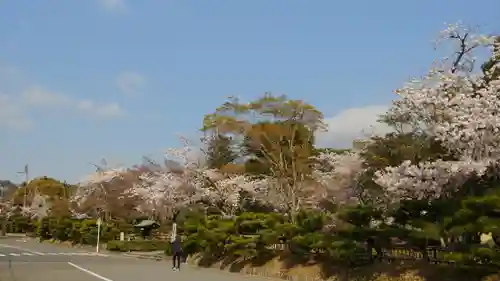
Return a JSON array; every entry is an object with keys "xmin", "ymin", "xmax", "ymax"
[{"xmin": 206, "ymin": 134, "xmax": 238, "ymax": 169}]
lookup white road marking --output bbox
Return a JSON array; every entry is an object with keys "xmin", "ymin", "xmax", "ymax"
[
  {"xmin": 0, "ymin": 251, "xmax": 111, "ymax": 257},
  {"xmin": 0, "ymin": 243, "xmax": 43, "ymax": 255},
  {"xmin": 1, "ymin": 261, "xmax": 69, "ymax": 265},
  {"xmin": 67, "ymin": 262, "xmax": 113, "ymax": 281}
]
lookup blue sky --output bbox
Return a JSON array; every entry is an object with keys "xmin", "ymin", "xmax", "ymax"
[{"xmin": 0, "ymin": 0, "xmax": 499, "ymax": 183}]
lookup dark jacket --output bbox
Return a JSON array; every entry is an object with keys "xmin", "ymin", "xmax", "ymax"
[{"xmin": 172, "ymin": 237, "xmax": 182, "ymax": 254}]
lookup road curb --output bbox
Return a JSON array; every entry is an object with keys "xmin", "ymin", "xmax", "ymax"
[
  {"xmin": 122, "ymin": 253, "xmax": 166, "ymax": 261},
  {"xmin": 7, "ymin": 233, "xmax": 27, "ymax": 236},
  {"xmin": 118, "ymin": 254, "xmax": 287, "ymax": 280}
]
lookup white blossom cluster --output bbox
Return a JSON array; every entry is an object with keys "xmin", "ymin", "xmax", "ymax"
[
  {"xmin": 387, "ymin": 62, "xmax": 500, "ymax": 159},
  {"xmin": 123, "ymin": 136, "xmax": 267, "ymax": 218},
  {"xmin": 202, "ymin": 171, "xmax": 268, "ymax": 216},
  {"xmin": 129, "ymin": 170, "xmax": 205, "ymax": 219},
  {"xmin": 0, "ymin": 200, "xmax": 15, "ymax": 219},
  {"xmin": 128, "ymin": 167, "xmax": 267, "ymax": 218},
  {"xmin": 434, "ymin": 22, "xmax": 495, "ymax": 73},
  {"xmin": 20, "ymin": 193, "xmax": 50, "ymax": 220},
  {"xmin": 79, "ymin": 167, "xmax": 127, "ymax": 186},
  {"xmin": 312, "ymin": 151, "xmax": 364, "ymax": 204},
  {"xmin": 71, "ymin": 163, "xmax": 128, "ymax": 216},
  {"xmin": 165, "ymin": 135, "xmax": 205, "ymax": 170},
  {"xmin": 375, "ymin": 24, "xmax": 500, "ymax": 201},
  {"xmin": 374, "ymin": 159, "xmax": 490, "ymax": 200}
]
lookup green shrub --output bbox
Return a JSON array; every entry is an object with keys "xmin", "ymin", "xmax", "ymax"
[
  {"xmin": 79, "ymin": 219, "xmax": 98, "ymax": 245},
  {"xmin": 106, "ymin": 240, "xmax": 171, "ymax": 252},
  {"xmin": 9, "ymin": 215, "xmax": 34, "ymax": 233},
  {"xmin": 290, "ymin": 232, "xmax": 328, "ymax": 255},
  {"xmin": 51, "ymin": 217, "xmax": 73, "ymax": 241},
  {"xmin": 183, "ymin": 232, "xmax": 207, "ymax": 255},
  {"xmin": 70, "ymin": 220, "xmax": 83, "ymax": 244},
  {"xmin": 325, "ymin": 240, "xmax": 370, "ymax": 265},
  {"xmin": 224, "ymin": 234, "xmax": 258, "ymax": 258},
  {"xmin": 37, "ymin": 217, "xmax": 51, "ymax": 240}
]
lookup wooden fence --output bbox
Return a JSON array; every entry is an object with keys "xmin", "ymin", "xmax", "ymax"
[{"xmin": 266, "ymin": 243, "xmax": 500, "ymax": 267}]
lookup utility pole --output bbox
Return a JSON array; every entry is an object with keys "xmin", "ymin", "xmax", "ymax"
[
  {"xmin": 17, "ymin": 165, "xmax": 29, "ymax": 208},
  {"xmin": 0, "ymin": 184, "xmax": 4, "ymax": 237},
  {"xmin": 96, "ymin": 217, "xmax": 101, "ymax": 253}
]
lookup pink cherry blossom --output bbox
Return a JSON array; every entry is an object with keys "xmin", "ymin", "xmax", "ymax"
[
  {"xmin": 375, "ymin": 24, "xmax": 499, "ymax": 201},
  {"xmin": 313, "ymin": 151, "xmax": 364, "ymax": 205},
  {"xmin": 71, "ymin": 160, "xmax": 128, "ymax": 217},
  {"xmin": 128, "ymin": 170, "xmax": 206, "ymax": 220}
]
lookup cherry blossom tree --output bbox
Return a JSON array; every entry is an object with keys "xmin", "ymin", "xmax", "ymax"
[
  {"xmin": 374, "ymin": 159, "xmax": 490, "ymax": 201},
  {"xmin": 128, "ymin": 136, "xmax": 272, "ymax": 222},
  {"xmin": 166, "ymin": 135, "xmax": 206, "ymax": 171},
  {"xmin": 313, "ymin": 151, "xmax": 365, "ymax": 206},
  {"xmin": 202, "ymin": 94, "xmax": 326, "ymax": 221},
  {"xmin": 128, "ymin": 169, "xmax": 205, "ymax": 221},
  {"xmin": 21, "ymin": 193, "xmax": 50, "ymax": 220},
  {"xmin": 375, "ymin": 23, "xmax": 500, "ymax": 201},
  {"xmin": 165, "ymin": 136, "xmax": 264, "ymax": 215},
  {"xmin": 124, "ymin": 138, "xmax": 212, "ymax": 240},
  {"xmin": 164, "ymin": 135, "xmax": 211, "ymax": 190},
  {"xmin": 72, "ymin": 159, "xmax": 128, "ymax": 219},
  {"xmin": 200, "ymin": 170, "xmax": 270, "ymax": 217},
  {"xmin": 0, "ymin": 200, "xmax": 15, "ymax": 219}
]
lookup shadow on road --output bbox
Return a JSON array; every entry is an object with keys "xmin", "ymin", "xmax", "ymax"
[{"xmin": 0, "ymin": 262, "xmax": 94, "ymax": 281}]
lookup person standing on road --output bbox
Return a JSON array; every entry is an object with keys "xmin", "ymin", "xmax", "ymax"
[{"xmin": 171, "ymin": 234, "xmax": 183, "ymax": 271}]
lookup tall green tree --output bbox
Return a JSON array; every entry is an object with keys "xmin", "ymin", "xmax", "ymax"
[
  {"xmin": 202, "ymin": 93, "xmax": 324, "ymax": 176},
  {"xmin": 202, "ymin": 93, "xmax": 326, "ymax": 220},
  {"xmin": 206, "ymin": 134, "xmax": 238, "ymax": 169},
  {"xmin": 241, "ymin": 120, "xmax": 315, "ymax": 176}
]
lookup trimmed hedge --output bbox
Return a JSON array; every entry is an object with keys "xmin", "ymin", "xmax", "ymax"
[
  {"xmin": 3, "ymin": 215, "xmax": 35, "ymax": 233},
  {"xmin": 0, "ymin": 215, "xmax": 136, "ymax": 246},
  {"xmin": 33, "ymin": 217, "xmax": 127, "ymax": 245},
  {"xmin": 106, "ymin": 240, "xmax": 171, "ymax": 253}
]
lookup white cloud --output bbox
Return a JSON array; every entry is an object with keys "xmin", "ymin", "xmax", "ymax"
[
  {"xmin": 21, "ymin": 86, "xmax": 71, "ymax": 107},
  {"xmin": 96, "ymin": 103, "xmax": 125, "ymax": 117},
  {"xmin": 98, "ymin": 0, "xmax": 126, "ymax": 12},
  {"xmin": 0, "ymin": 64, "xmax": 126, "ymax": 131},
  {"xmin": 20, "ymin": 86, "xmax": 125, "ymax": 119},
  {"xmin": 0, "ymin": 94, "xmax": 32, "ymax": 131},
  {"xmin": 315, "ymin": 105, "xmax": 392, "ymax": 148},
  {"xmin": 76, "ymin": 100, "xmax": 93, "ymax": 111},
  {"xmin": 115, "ymin": 72, "xmax": 145, "ymax": 96},
  {"xmin": 0, "ymin": 83, "xmax": 125, "ymax": 132},
  {"xmin": 77, "ymin": 100, "xmax": 125, "ymax": 117}
]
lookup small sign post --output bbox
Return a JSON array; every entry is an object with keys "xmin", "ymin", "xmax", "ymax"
[
  {"xmin": 171, "ymin": 223, "xmax": 177, "ymax": 242},
  {"xmin": 96, "ymin": 217, "xmax": 102, "ymax": 253}
]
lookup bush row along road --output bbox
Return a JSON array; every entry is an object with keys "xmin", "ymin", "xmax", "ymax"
[{"xmin": 0, "ymin": 237, "xmax": 268, "ymax": 281}]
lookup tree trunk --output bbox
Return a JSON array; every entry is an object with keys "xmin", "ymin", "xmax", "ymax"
[{"xmin": 0, "ymin": 221, "xmax": 6, "ymax": 236}]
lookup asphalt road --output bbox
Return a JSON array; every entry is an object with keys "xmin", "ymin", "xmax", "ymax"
[{"xmin": 0, "ymin": 237, "xmax": 270, "ymax": 281}]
